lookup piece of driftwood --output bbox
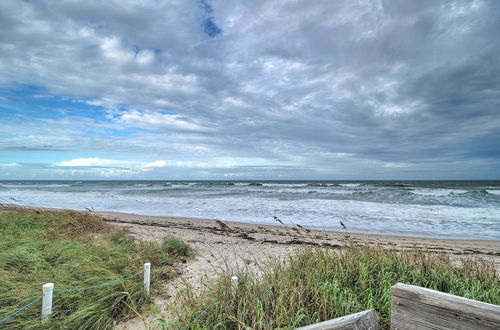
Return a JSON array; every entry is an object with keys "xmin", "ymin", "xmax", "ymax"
[
  {"xmin": 391, "ymin": 283, "xmax": 500, "ymax": 330},
  {"xmin": 295, "ymin": 309, "xmax": 378, "ymax": 330}
]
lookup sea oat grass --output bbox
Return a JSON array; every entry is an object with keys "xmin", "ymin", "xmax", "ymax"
[
  {"xmin": 0, "ymin": 207, "xmax": 192, "ymax": 329},
  {"xmin": 174, "ymin": 245, "xmax": 499, "ymax": 329}
]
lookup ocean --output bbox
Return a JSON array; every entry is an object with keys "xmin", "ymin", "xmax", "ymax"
[{"xmin": 1, "ymin": 180, "xmax": 499, "ymax": 240}]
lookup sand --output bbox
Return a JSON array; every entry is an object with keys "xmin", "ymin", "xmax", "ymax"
[{"xmin": 99, "ymin": 211, "xmax": 500, "ymax": 329}]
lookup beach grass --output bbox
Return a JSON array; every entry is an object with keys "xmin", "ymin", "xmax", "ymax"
[
  {"xmin": 173, "ymin": 244, "xmax": 499, "ymax": 329},
  {"xmin": 0, "ymin": 207, "xmax": 192, "ymax": 329}
]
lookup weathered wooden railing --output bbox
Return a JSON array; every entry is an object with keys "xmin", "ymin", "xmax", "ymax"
[
  {"xmin": 391, "ymin": 283, "xmax": 500, "ymax": 330},
  {"xmin": 295, "ymin": 309, "xmax": 378, "ymax": 330},
  {"xmin": 294, "ymin": 283, "xmax": 500, "ymax": 330}
]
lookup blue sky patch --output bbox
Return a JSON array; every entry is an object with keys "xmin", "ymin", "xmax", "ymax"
[{"xmin": 199, "ymin": 0, "xmax": 222, "ymax": 38}]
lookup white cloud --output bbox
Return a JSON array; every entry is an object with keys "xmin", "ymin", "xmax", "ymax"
[
  {"xmin": 99, "ymin": 169, "xmax": 138, "ymax": 177},
  {"xmin": 140, "ymin": 160, "xmax": 169, "ymax": 169},
  {"xmin": 55, "ymin": 158, "xmax": 138, "ymax": 167},
  {"xmin": 117, "ymin": 111, "xmax": 206, "ymax": 132},
  {"xmin": 136, "ymin": 49, "xmax": 155, "ymax": 65},
  {"xmin": 0, "ymin": 163, "xmax": 18, "ymax": 167},
  {"xmin": 223, "ymin": 172, "xmax": 248, "ymax": 178},
  {"xmin": 53, "ymin": 157, "xmax": 174, "ymax": 177},
  {"xmin": 47, "ymin": 157, "xmax": 171, "ymax": 178},
  {"xmin": 54, "ymin": 168, "xmax": 138, "ymax": 177},
  {"xmin": 383, "ymin": 163, "xmax": 411, "ymax": 168},
  {"xmin": 100, "ymin": 36, "xmax": 132, "ymax": 62}
]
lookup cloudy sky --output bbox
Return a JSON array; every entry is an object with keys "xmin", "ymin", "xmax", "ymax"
[{"xmin": 0, "ymin": 0, "xmax": 499, "ymax": 180}]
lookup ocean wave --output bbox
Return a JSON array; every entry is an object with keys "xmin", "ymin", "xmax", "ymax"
[
  {"xmin": 487, "ymin": 190, "xmax": 500, "ymax": 195},
  {"xmin": 262, "ymin": 183, "xmax": 308, "ymax": 187},
  {"xmin": 171, "ymin": 182, "xmax": 196, "ymax": 187},
  {"xmin": 193, "ymin": 182, "xmax": 235, "ymax": 187},
  {"xmin": 382, "ymin": 183, "xmax": 412, "ymax": 188},
  {"xmin": 411, "ymin": 189, "xmax": 468, "ymax": 197},
  {"xmin": 450, "ymin": 190, "xmax": 497, "ymax": 197},
  {"xmin": 351, "ymin": 191, "xmax": 376, "ymax": 197},
  {"xmin": 307, "ymin": 183, "xmax": 340, "ymax": 187},
  {"xmin": 409, "ymin": 189, "xmax": 500, "ymax": 203},
  {"xmin": 0, "ymin": 183, "xmax": 71, "ymax": 188},
  {"xmin": 305, "ymin": 189, "xmax": 357, "ymax": 195},
  {"xmin": 230, "ymin": 182, "xmax": 270, "ymax": 187}
]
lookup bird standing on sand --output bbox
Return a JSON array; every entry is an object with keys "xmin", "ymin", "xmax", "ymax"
[
  {"xmin": 273, "ymin": 216, "xmax": 284, "ymax": 224},
  {"xmin": 296, "ymin": 224, "xmax": 311, "ymax": 233},
  {"xmin": 340, "ymin": 221, "xmax": 347, "ymax": 231}
]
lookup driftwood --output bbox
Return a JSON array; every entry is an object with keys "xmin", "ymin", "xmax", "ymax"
[
  {"xmin": 391, "ymin": 283, "xmax": 500, "ymax": 330},
  {"xmin": 295, "ymin": 309, "xmax": 378, "ymax": 330}
]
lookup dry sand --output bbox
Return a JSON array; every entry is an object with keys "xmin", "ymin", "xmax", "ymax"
[{"xmin": 100, "ymin": 211, "xmax": 500, "ymax": 329}]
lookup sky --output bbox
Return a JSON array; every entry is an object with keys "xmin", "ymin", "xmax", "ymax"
[{"xmin": 0, "ymin": 0, "xmax": 499, "ymax": 180}]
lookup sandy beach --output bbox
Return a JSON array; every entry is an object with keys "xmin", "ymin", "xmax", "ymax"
[
  {"xmin": 99, "ymin": 211, "xmax": 500, "ymax": 292},
  {"xmin": 99, "ymin": 210, "xmax": 499, "ymax": 328}
]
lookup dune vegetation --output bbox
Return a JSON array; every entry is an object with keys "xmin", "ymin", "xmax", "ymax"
[
  {"xmin": 2, "ymin": 206, "xmax": 498, "ymax": 330},
  {"xmin": 0, "ymin": 207, "xmax": 192, "ymax": 329},
  {"xmin": 172, "ymin": 244, "xmax": 499, "ymax": 329}
]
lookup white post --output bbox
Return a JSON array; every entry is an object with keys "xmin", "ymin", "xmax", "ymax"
[
  {"xmin": 231, "ymin": 276, "xmax": 238, "ymax": 289},
  {"xmin": 41, "ymin": 283, "xmax": 54, "ymax": 320},
  {"xmin": 144, "ymin": 263, "xmax": 151, "ymax": 295},
  {"xmin": 231, "ymin": 276, "xmax": 239, "ymax": 301}
]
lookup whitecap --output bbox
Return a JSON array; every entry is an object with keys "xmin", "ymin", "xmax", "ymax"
[
  {"xmin": 411, "ymin": 189, "xmax": 467, "ymax": 197},
  {"xmin": 487, "ymin": 190, "xmax": 500, "ymax": 195}
]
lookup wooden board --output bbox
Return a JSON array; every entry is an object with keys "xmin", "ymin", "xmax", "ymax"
[
  {"xmin": 391, "ymin": 283, "xmax": 500, "ymax": 330},
  {"xmin": 295, "ymin": 309, "xmax": 378, "ymax": 330}
]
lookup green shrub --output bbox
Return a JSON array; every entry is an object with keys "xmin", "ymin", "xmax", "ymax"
[{"xmin": 162, "ymin": 236, "xmax": 194, "ymax": 258}]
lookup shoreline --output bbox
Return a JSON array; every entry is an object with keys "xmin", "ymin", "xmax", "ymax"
[
  {"xmin": 17, "ymin": 204, "xmax": 500, "ymax": 241},
  {"xmin": 4, "ymin": 205, "xmax": 499, "ymax": 252},
  {"xmin": 101, "ymin": 212, "xmax": 500, "ymax": 242},
  {"xmin": 96, "ymin": 211, "xmax": 500, "ymax": 273},
  {"xmin": 96, "ymin": 210, "xmax": 500, "ymax": 246}
]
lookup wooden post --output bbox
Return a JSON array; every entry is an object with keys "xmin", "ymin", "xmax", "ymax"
[
  {"xmin": 391, "ymin": 283, "xmax": 500, "ymax": 330},
  {"xmin": 144, "ymin": 263, "xmax": 151, "ymax": 295},
  {"xmin": 41, "ymin": 283, "xmax": 54, "ymax": 320}
]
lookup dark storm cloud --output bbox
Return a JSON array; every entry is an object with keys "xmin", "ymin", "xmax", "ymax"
[{"xmin": 0, "ymin": 0, "xmax": 499, "ymax": 179}]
